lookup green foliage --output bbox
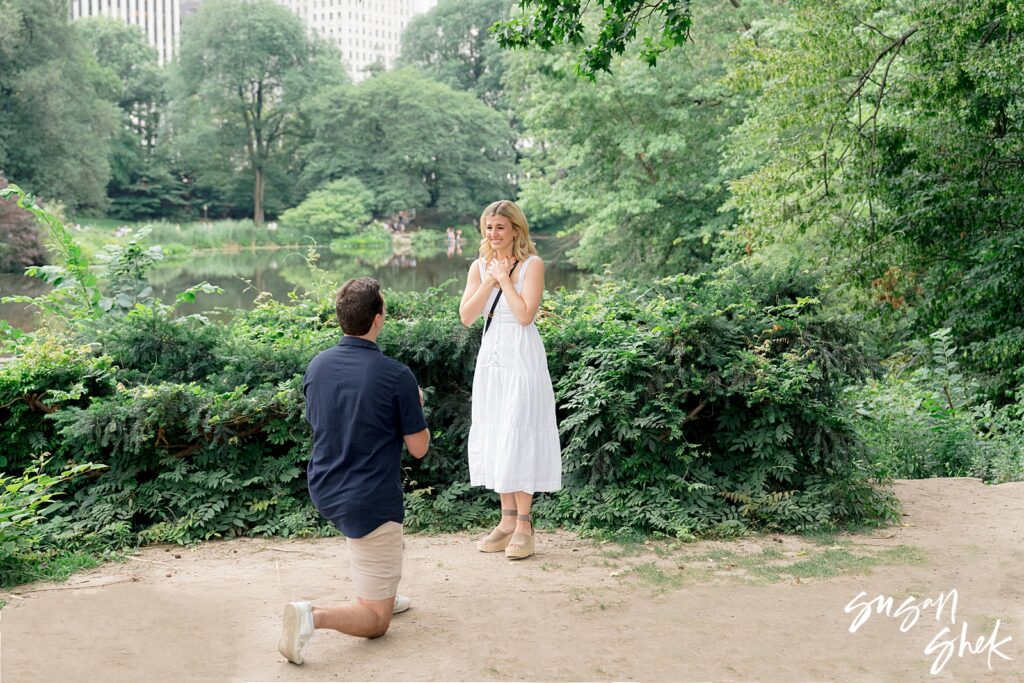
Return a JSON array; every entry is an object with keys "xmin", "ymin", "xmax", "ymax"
[
  {"xmin": 0, "ymin": 456, "xmax": 105, "ymax": 573},
  {"xmin": 0, "ymin": 185, "xmax": 104, "ymax": 320},
  {"xmin": 76, "ymin": 17, "xmax": 188, "ymax": 221},
  {"xmin": 399, "ymin": 0, "xmax": 513, "ymax": 107},
  {"xmin": 506, "ymin": 1, "xmax": 775, "ymax": 276},
  {"xmin": 1, "ymin": 245, "xmax": 896, "ymax": 551},
  {"xmin": 0, "ymin": 0, "xmax": 120, "ymax": 211},
  {"xmin": 538, "ymin": 262, "xmax": 895, "ymax": 535},
  {"xmin": 0, "ymin": 331, "xmax": 117, "ymax": 471},
  {"xmin": 171, "ymin": 0, "xmax": 348, "ymax": 223},
  {"xmin": 851, "ymin": 330, "xmax": 980, "ymax": 479},
  {"xmin": 280, "ymin": 177, "xmax": 375, "ymax": 239},
  {"xmin": 973, "ymin": 402, "xmax": 1024, "ymax": 485},
  {"xmin": 300, "ymin": 68, "xmax": 515, "ymax": 217},
  {"xmin": 328, "ymin": 224, "xmax": 393, "ymax": 264},
  {"xmin": 851, "ymin": 328, "xmax": 1024, "ymax": 483},
  {"xmin": 723, "ymin": 0, "xmax": 1024, "ymax": 400},
  {"xmin": 142, "ymin": 218, "xmax": 303, "ymax": 250},
  {"xmin": 493, "ymin": 0, "xmax": 694, "ymax": 77}
]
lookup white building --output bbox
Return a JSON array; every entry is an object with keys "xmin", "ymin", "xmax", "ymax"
[
  {"xmin": 70, "ymin": 0, "xmax": 182, "ymax": 66},
  {"xmin": 277, "ymin": 0, "xmax": 438, "ymax": 82}
]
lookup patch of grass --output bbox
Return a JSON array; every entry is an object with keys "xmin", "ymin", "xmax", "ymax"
[
  {"xmin": 0, "ymin": 550, "xmax": 106, "ymax": 590},
  {"xmin": 878, "ymin": 545, "xmax": 928, "ymax": 566},
  {"xmin": 631, "ymin": 562, "xmax": 685, "ymax": 589},
  {"xmin": 596, "ymin": 538, "xmax": 646, "ymax": 559},
  {"xmin": 752, "ymin": 544, "xmax": 926, "ymax": 582},
  {"xmin": 803, "ymin": 530, "xmax": 840, "ymax": 546},
  {"xmin": 628, "ymin": 561, "xmax": 712, "ymax": 590},
  {"xmin": 762, "ymin": 549, "xmax": 877, "ymax": 580},
  {"xmin": 620, "ymin": 543, "xmax": 929, "ymax": 589}
]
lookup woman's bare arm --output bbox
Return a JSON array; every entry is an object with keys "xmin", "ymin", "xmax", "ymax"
[
  {"xmin": 459, "ymin": 259, "xmax": 497, "ymax": 326},
  {"xmin": 492, "ymin": 258, "xmax": 545, "ymax": 326}
]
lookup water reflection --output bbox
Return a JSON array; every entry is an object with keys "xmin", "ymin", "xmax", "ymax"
[
  {"xmin": 0, "ymin": 274, "xmax": 47, "ymax": 331},
  {"xmin": 1, "ymin": 235, "xmax": 583, "ymax": 331}
]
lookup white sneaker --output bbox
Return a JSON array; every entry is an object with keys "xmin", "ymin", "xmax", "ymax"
[
  {"xmin": 392, "ymin": 595, "xmax": 411, "ymax": 614},
  {"xmin": 278, "ymin": 601, "xmax": 314, "ymax": 665}
]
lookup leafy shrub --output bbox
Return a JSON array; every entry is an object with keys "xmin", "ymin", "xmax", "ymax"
[
  {"xmin": 0, "ymin": 191, "xmax": 898, "ymax": 553},
  {"xmin": 973, "ymin": 401, "xmax": 1024, "ymax": 484},
  {"xmin": 328, "ymin": 222, "xmax": 393, "ymax": 264},
  {"xmin": 1, "ymin": 260, "xmax": 898, "ymax": 548},
  {"xmin": 848, "ymin": 328, "xmax": 1021, "ymax": 481},
  {"xmin": 0, "ymin": 457, "xmax": 104, "ymax": 577},
  {"xmin": 280, "ymin": 177, "xmax": 375, "ymax": 238}
]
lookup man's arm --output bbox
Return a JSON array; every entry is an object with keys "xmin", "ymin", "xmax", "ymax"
[
  {"xmin": 403, "ymin": 428, "xmax": 430, "ymax": 459},
  {"xmin": 396, "ymin": 370, "xmax": 429, "ymax": 459}
]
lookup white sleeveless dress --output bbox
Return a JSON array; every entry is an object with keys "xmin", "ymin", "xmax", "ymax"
[{"xmin": 468, "ymin": 255, "xmax": 563, "ymax": 493}]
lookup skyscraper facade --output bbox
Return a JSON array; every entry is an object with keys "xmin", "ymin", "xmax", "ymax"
[
  {"xmin": 70, "ymin": 0, "xmax": 181, "ymax": 66},
  {"xmin": 277, "ymin": 0, "xmax": 437, "ymax": 82}
]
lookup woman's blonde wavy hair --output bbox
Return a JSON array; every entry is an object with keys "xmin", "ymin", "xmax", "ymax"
[{"xmin": 478, "ymin": 199, "xmax": 538, "ymax": 262}]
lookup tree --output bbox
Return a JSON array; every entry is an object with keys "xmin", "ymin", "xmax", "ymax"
[
  {"xmin": 301, "ymin": 68, "xmax": 515, "ymax": 219},
  {"xmin": 493, "ymin": 0, "xmax": 695, "ymax": 77},
  {"xmin": 506, "ymin": 0, "xmax": 772, "ymax": 275},
  {"xmin": 77, "ymin": 18, "xmax": 188, "ymax": 220},
  {"xmin": 172, "ymin": 0, "xmax": 347, "ymax": 224},
  {"xmin": 0, "ymin": 0, "xmax": 119, "ymax": 211},
  {"xmin": 723, "ymin": 0, "xmax": 1024, "ymax": 399},
  {"xmin": 399, "ymin": 0, "xmax": 513, "ymax": 107}
]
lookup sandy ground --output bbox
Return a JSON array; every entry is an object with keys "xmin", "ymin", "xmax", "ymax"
[{"xmin": 1, "ymin": 477, "xmax": 1022, "ymax": 682}]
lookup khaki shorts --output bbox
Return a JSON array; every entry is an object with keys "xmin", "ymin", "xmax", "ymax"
[{"xmin": 346, "ymin": 521, "xmax": 403, "ymax": 600}]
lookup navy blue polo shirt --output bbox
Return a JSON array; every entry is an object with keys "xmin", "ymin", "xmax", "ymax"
[{"xmin": 303, "ymin": 336, "xmax": 427, "ymax": 538}]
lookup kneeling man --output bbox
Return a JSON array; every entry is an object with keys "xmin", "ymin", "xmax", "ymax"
[{"xmin": 279, "ymin": 277, "xmax": 429, "ymax": 665}]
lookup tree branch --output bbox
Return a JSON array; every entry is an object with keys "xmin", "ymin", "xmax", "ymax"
[{"xmin": 845, "ymin": 26, "xmax": 919, "ymax": 105}]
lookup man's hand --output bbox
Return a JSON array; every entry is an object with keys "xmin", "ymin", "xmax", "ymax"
[{"xmin": 418, "ymin": 386, "xmax": 425, "ymax": 406}]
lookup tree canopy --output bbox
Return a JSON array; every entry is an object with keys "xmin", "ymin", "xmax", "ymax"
[
  {"xmin": 493, "ymin": 0, "xmax": 695, "ymax": 77},
  {"xmin": 507, "ymin": 0, "xmax": 773, "ymax": 274},
  {"xmin": 723, "ymin": 0, "xmax": 1024, "ymax": 398},
  {"xmin": 0, "ymin": 0, "xmax": 119, "ymax": 211},
  {"xmin": 300, "ymin": 68, "xmax": 515, "ymax": 219},
  {"xmin": 171, "ymin": 0, "xmax": 348, "ymax": 223},
  {"xmin": 399, "ymin": 0, "xmax": 513, "ymax": 107}
]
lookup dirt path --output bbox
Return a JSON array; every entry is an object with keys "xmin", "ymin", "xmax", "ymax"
[{"xmin": 2, "ymin": 478, "xmax": 1022, "ymax": 682}]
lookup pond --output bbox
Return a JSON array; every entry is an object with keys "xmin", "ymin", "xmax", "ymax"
[{"xmin": 0, "ymin": 235, "xmax": 585, "ymax": 332}]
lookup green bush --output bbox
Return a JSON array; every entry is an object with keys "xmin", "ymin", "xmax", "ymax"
[
  {"xmin": 0, "ymin": 192, "xmax": 898, "ymax": 552},
  {"xmin": 0, "ymin": 457, "xmax": 104, "ymax": 579},
  {"xmin": 973, "ymin": 402, "xmax": 1024, "ymax": 484},
  {"xmin": 0, "ymin": 260, "xmax": 899, "ymax": 549},
  {"xmin": 849, "ymin": 328, "xmax": 1024, "ymax": 483},
  {"xmin": 280, "ymin": 177, "xmax": 375, "ymax": 239}
]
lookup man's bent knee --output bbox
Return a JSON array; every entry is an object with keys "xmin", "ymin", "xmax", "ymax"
[{"xmin": 357, "ymin": 596, "xmax": 394, "ymax": 638}]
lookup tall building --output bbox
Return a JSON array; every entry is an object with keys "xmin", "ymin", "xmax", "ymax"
[
  {"xmin": 70, "ymin": 0, "xmax": 182, "ymax": 66},
  {"xmin": 277, "ymin": 0, "xmax": 438, "ymax": 82}
]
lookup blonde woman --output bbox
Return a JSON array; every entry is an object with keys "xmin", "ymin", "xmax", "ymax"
[{"xmin": 458, "ymin": 200, "xmax": 562, "ymax": 560}]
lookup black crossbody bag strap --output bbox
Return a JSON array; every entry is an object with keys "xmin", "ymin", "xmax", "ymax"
[{"xmin": 484, "ymin": 259, "xmax": 519, "ymax": 333}]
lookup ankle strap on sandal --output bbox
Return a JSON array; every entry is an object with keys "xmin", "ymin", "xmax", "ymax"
[
  {"xmin": 501, "ymin": 509, "xmax": 518, "ymax": 516},
  {"xmin": 517, "ymin": 513, "xmax": 532, "ymax": 522}
]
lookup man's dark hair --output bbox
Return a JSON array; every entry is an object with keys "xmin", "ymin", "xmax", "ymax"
[{"xmin": 336, "ymin": 277, "xmax": 384, "ymax": 335}]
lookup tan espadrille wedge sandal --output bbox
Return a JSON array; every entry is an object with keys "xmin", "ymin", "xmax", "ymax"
[
  {"xmin": 477, "ymin": 509, "xmax": 518, "ymax": 552},
  {"xmin": 505, "ymin": 513, "xmax": 535, "ymax": 560}
]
